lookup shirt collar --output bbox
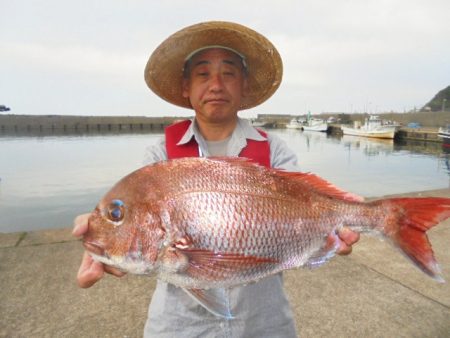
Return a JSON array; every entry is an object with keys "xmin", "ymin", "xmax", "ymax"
[
  {"xmin": 176, "ymin": 117, "xmax": 267, "ymax": 146},
  {"xmin": 176, "ymin": 119, "xmax": 197, "ymax": 145},
  {"xmin": 235, "ymin": 117, "xmax": 267, "ymax": 141}
]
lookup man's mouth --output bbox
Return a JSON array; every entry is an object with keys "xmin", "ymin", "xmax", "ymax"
[{"xmin": 204, "ymin": 98, "xmax": 228, "ymax": 104}]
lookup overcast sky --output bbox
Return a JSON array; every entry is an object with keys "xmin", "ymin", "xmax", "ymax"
[{"xmin": 1, "ymin": 0, "xmax": 449, "ymax": 117}]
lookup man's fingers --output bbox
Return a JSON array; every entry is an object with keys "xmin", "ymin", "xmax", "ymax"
[
  {"xmin": 72, "ymin": 213, "xmax": 91, "ymax": 237},
  {"xmin": 337, "ymin": 242, "xmax": 353, "ymax": 255},
  {"xmin": 338, "ymin": 227, "xmax": 360, "ymax": 246},
  {"xmin": 335, "ymin": 227, "xmax": 360, "ymax": 256},
  {"xmin": 77, "ymin": 252, "xmax": 104, "ymax": 288},
  {"xmin": 104, "ymin": 265, "xmax": 126, "ymax": 278},
  {"xmin": 77, "ymin": 251, "xmax": 126, "ymax": 288}
]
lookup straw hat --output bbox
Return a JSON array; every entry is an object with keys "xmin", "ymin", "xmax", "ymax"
[{"xmin": 144, "ymin": 21, "xmax": 283, "ymax": 110}]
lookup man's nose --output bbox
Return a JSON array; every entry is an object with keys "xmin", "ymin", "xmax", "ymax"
[{"xmin": 208, "ymin": 73, "xmax": 224, "ymax": 91}]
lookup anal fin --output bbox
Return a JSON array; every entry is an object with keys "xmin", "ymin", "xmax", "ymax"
[
  {"xmin": 305, "ymin": 232, "xmax": 339, "ymax": 269},
  {"xmin": 182, "ymin": 287, "xmax": 233, "ymax": 319}
]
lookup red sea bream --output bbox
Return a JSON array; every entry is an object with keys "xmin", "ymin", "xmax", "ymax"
[{"xmin": 83, "ymin": 157, "xmax": 450, "ymax": 317}]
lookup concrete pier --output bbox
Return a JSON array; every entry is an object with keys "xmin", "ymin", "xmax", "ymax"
[
  {"xmin": 395, "ymin": 128, "xmax": 441, "ymax": 142},
  {"xmin": 1, "ymin": 189, "xmax": 450, "ymax": 337}
]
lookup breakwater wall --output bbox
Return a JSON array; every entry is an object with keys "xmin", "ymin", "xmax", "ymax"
[
  {"xmin": 0, "ymin": 114, "xmax": 444, "ymax": 144},
  {"xmin": 0, "ymin": 114, "xmax": 184, "ymax": 134}
]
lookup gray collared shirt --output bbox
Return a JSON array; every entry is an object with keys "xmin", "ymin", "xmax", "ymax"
[
  {"xmin": 144, "ymin": 118, "xmax": 299, "ymax": 171},
  {"xmin": 143, "ymin": 118, "xmax": 299, "ymax": 338}
]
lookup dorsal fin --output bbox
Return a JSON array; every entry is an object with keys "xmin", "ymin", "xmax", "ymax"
[
  {"xmin": 206, "ymin": 157, "xmax": 364, "ymax": 203},
  {"xmin": 276, "ymin": 171, "xmax": 364, "ymax": 202}
]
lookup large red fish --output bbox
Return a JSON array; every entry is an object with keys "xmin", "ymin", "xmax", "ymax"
[{"xmin": 83, "ymin": 157, "xmax": 450, "ymax": 317}]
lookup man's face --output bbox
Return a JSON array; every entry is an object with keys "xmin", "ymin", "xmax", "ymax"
[{"xmin": 182, "ymin": 48, "xmax": 248, "ymax": 124}]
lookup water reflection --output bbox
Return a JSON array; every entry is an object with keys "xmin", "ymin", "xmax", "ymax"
[
  {"xmin": 394, "ymin": 138, "xmax": 445, "ymax": 156},
  {"xmin": 272, "ymin": 129, "xmax": 449, "ymax": 198},
  {"xmin": 341, "ymin": 136, "xmax": 394, "ymax": 157},
  {"xmin": 295, "ymin": 129, "xmax": 449, "ymax": 166},
  {"xmin": 301, "ymin": 131, "xmax": 322, "ymax": 152}
]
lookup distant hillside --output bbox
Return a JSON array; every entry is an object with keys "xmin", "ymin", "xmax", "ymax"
[{"xmin": 422, "ymin": 85, "xmax": 450, "ymax": 111}]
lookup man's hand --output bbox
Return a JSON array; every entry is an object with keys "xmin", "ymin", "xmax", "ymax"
[
  {"xmin": 73, "ymin": 213, "xmax": 125, "ymax": 288},
  {"xmin": 335, "ymin": 226, "xmax": 360, "ymax": 255}
]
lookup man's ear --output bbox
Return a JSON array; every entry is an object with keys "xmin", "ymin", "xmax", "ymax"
[{"xmin": 182, "ymin": 79, "xmax": 190, "ymax": 98}]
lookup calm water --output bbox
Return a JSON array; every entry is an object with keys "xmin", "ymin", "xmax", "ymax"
[{"xmin": 1, "ymin": 129, "xmax": 449, "ymax": 233}]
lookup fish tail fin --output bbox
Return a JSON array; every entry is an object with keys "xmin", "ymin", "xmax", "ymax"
[{"xmin": 381, "ymin": 197, "xmax": 450, "ymax": 282}]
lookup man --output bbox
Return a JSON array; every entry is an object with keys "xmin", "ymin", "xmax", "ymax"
[{"xmin": 73, "ymin": 21, "xmax": 359, "ymax": 337}]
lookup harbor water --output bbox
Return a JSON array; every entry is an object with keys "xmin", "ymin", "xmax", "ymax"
[{"xmin": 0, "ymin": 129, "xmax": 449, "ymax": 233}]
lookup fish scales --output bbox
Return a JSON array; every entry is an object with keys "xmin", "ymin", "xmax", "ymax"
[{"xmin": 163, "ymin": 170, "xmax": 325, "ymax": 273}]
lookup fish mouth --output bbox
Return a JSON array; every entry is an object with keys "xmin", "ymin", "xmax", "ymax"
[{"xmin": 83, "ymin": 241, "xmax": 105, "ymax": 256}]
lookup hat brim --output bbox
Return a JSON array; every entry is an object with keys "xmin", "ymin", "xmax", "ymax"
[{"xmin": 144, "ymin": 21, "xmax": 283, "ymax": 110}]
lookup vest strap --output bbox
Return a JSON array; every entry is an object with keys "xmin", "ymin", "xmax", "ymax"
[{"xmin": 165, "ymin": 120, "xmax": 199, "ymax": 158}]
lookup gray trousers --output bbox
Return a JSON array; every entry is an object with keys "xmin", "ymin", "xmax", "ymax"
[{"xmin": 144, "ymin": 274, "xmax": 298, "ymax": 338}]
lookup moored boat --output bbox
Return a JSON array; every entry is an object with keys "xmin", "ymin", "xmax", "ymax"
[
  {"xmin": 302, "ymin": 112, "xmax": 328, "ymax": 132},
  {"xmin": 341, "ymin": 115, "xmax": 397, "ymax": 139},
  {"xmin": 286, "ymin": 118, "xmax": 304, "ymax": 129},
  {"xmin": 302, "ymin": 118, "xmax": 328, "ymax": 132},
  {"xmin": 438, "ymin": 125, "xmax": 450, "ymax": 147}
]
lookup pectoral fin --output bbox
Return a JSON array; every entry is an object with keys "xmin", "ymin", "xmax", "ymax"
[
  {"xmin": 179, "ymin": 248, "xmax": 277, "ymax": 280},
  {"xmin": 182, "ymin": 287, "xmax": 234, "ymax": 319}
]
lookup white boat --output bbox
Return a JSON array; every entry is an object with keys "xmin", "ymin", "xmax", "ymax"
[
  {"xmin": 438, "ymin": 125, "xmax": 450, "ymax": 147},
  {"xmin": 341, "ymin": 115, "xmax": 397, "ymax": 139},
  {"xmin": 438, "ymin": 126, "xmax": 450, "ymax": 138},
  {"xmin": 286, "ymin": 118, "xmax": 304, "ymax": 129},
  {"xmin": 302, "ymin": 118, "xmax": 328, "ymax": 132}
]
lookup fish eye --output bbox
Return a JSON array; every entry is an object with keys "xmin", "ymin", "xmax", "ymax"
[{"xmin": 106, "ymin": 199, "xmax": 125, "ymax": 224}]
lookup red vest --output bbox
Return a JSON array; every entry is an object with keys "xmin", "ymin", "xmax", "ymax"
[{"xmin": 165, "ymin": 120, "xmax": 271, "ymax": 168}]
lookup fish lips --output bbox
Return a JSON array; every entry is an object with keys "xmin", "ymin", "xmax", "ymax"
[{"xmin": 83, "ymin": 240, "xmax": 106, "ymax": 256}]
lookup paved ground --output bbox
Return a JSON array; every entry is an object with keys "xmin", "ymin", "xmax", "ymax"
[{"xmin": 1, "ymin": 189, "xmax": 449, "ymax": 338}]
